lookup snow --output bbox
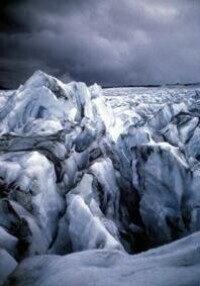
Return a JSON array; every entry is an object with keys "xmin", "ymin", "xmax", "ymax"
[
  {"xmin": 0, "ymin": 248, "xmax": 17, "ymax": 285},
  {"xmin": 0, "ymin": 71, "xmax": 200, "ymax": 285},
  {"xmin": 0, "ymin": 227, "xmax": 18, "ymax": 257},
  {"xmin": 5, "ymin": 231, "xmax": 200, "ymax": 286}
]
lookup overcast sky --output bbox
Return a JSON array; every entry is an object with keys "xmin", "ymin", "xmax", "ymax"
[{"xmin": 0, "ymin": 0, "xmax": 200, "ymax": 88}]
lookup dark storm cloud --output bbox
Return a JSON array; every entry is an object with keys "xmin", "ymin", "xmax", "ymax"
[{"xmin": 0, "ymin": 0, "xmax": 200, "ymax": 88}]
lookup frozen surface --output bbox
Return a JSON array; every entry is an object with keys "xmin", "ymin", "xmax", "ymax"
[
  {"xmin": 0, "ymin": 72, "xmax": 200, "ymax": 285},
  {"xmin": 5, "ymin": 231, "xmax": 200, "ymax": 286}
]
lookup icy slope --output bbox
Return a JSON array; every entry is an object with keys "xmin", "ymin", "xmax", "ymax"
[
  {"xmin": 5, "ymin": 231, "xmax": 200, "ymax": 286},
  {"xmin": 0, "ymin": 71, "xmax": 200, "ymax": 285}
]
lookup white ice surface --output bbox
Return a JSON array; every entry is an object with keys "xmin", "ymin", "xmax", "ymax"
[{"xmin": 0, "ymin": 72, "xmax": 200, "ymax": 285}]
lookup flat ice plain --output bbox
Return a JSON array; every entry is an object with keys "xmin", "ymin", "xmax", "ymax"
[{"xmin": 0, "ymin": 71, "xmax": 200, "ymax": 285}]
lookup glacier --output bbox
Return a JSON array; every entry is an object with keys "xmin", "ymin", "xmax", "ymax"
[{"xmin": 0, "ymin": 71, "xmax": 200, "ymax": 285}]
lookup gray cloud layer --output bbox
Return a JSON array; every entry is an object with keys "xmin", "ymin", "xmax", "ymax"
[{"xmin": 0, "ymin": 0, "xmax": 200, "ymax": 88}]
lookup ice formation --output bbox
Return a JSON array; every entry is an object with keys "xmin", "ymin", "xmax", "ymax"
[{"xmin": 0, "ymin": 71, "xmax": 200, "ymax": 285}]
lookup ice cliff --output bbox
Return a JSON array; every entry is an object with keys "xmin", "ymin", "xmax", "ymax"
[{"xmin": 0, "ymin": 71, "xmax": 200, "ymax": 285}]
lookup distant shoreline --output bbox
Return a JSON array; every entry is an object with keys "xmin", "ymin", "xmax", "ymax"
[
  {"xmin": 103, "ymin": 82, "xmax": 200, "ymax": 89},
  {"xmin": 1, "ymin": 82, "xmax": 200, "ymax": 91}
]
